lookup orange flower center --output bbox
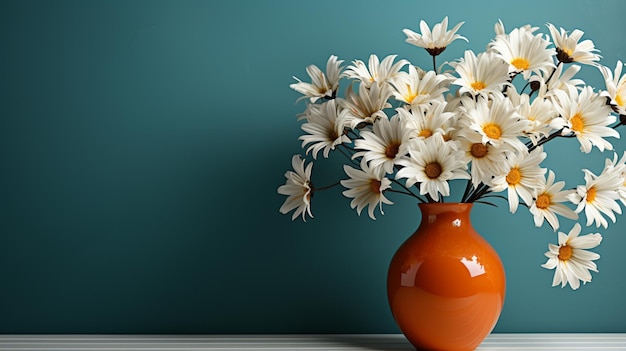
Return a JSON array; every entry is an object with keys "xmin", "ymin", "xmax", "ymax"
[
  {"xmin": 471, "ymin": 81, "xmax": 486, "ymax": 91},
  {"xmin": 425, "ymin": 162, "xmax": 443, "ymax": 179},
  {"xmin": 418, "ymin": 129, "xmax": 433, "ymax": 138},
  {"xmin": 570, "ymin": 112, "xmax": 585, "ymax": 132},
  {"xmin": 470, "ymin": 143, "xmax": 489, "ymax": 158},
  {"xmin": 511, "ymin": 57, "xmax": 530, "ymax": 70},
  {"xmin": 586, "ymin": 186, "xmax": 597, "ymax": 202},
  {"xmin": 535, "ymin": 194, "xmax": 551, "ymax": 209},
  {"xmin": 483, "ymin": 123, "xmax": 502, "ymax": 139},
  {"xmin": 558, "ymin": 245, "xmax": 573, "ymax": 261},
  {"xmin": 506, "ymin": 167, "xmax": 522, "ymax": 185}
]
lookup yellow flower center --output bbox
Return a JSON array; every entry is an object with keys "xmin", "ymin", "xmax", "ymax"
[
  {"xmin": 470, "ymin": 143, "xmax": 488, "ymax": 158},
  {"xmin": 425, "ymin": 162, "xmax": 443, "ymax": 179},
  {"xmin": 616, "ymin": 94, "xmax": 624, "ymax": 107},
  {"xmin": 556, "ymin": 48, "xmax": 574, "ymax": 63},
  {"xmin": 586, "ymin": 186, "xmax": 597, "ymax": 202},
  {"xmin": 418, "ymin": 129, "xmax": 433, "ymax": 138},
  {"xmin": 369, "ymin": 179, "xmax": 381, "ymax": 194},
  {"xmin": 506, "ymin": 167, "xmax": 522, "ymax": 185},
  {"xmin": 404, "ymin": 84, "xmax": 419, "ymax": 103},
  {"xmin": 563, "ymin": 47, "xmax": 574, "ymax": 57},
  {"xmin": 483, "ymin": 123, "xmax": 502, "ymax": 139},
  {"xmin": 385, "ymin": 142, "xmax": 401, "ymax": 159},
  {"xmin": 570, "ymin": 112, "xmax": 585, "ymax": 132},
  {"xmin": 558, "ymin": 245, "xmax": 573, "ymax": 261},
  {"xmin": 535, "ymin": 194, "xmax": 551, "ymax": 209},
  {"xmin": 471, "ymin": 81, "xmax": 486, "ymax": 91},
  {"xmin": 511, "ymin": 57, "xmax": 530, "ymax": 70}
]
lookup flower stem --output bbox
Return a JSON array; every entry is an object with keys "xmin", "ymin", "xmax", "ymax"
[
  {"xmin": 544, "ymin": 61, "xmax": 562, "ymax": 86},
  {"xmin": 312, "ymin": 181, "xmax": 341, "ymax": 192},
  {"xmin": 464, "ymin": 182, "xmax": 491, "ymax": 203},
  {"xmin": 338, "ymin": 144, "xmax": 359, "ymax": 166},
  {"xmin": 391, "ymin": 179, "xmax": 427, "ymax": 203},
  {"xmin": 386, "ymin": 188, "xmax": 422, "ymax": 200},
  {"xmin": 461, "ymin": 179, "xmax": 475, "ymax": 203},
  {"xmin": 527, "ymin": 128, "xmax": 574, "ymax": 152}
]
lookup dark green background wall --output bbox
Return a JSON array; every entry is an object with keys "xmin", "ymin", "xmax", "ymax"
[{"xmin": 1, "ymin": 0, "xmax": 625, "ymax": 333}]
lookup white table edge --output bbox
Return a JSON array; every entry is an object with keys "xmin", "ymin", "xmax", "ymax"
[{"xmin": 0, "ymin": 333, "xmax": 625, "ymax": 350}]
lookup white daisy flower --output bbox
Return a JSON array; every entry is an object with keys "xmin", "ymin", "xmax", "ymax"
[
  {"xmin": 493, "ymin": 19, "xmax": 507, "ymax": 37},
  {"xmin": 299, "ymin": 100, "xmax": 351, "ymax": 159},
  {"xmin": 599, "ymin": 60, "xmax": 626, "ymax": 115},
  {"xmin": 337, "ymin": 83, "xmax": 392, "ymax": 129},
  {"xmin": 278, "ymin": 155, "xmax": 314, "ymax": 221},
  {"xmin": 403, "ymin": 16, "xmax": 468, "ymax": 56},
  {"xmin": 529, "ymin": 170, "xmax": 578, "ymax": 231},
  {"xmin": 456, "ymin": 128, "xmax": 511, "ymax": 188},
  {"xmin": 396, "ymin": 136, "xmax": 470, "ymax": 201},
  {"xmin": 389, "ymin": 65, "xmax": 449, "ymax": 108},
  {"xmin": 353, "ymin": 114, "xmax": 412, "ymax": 175},
  {"xmin": 541, "ymin": 223, "xmax": 602, "ymax": 290},
  {"xmin": 464, "ymin": 93, "xmax": 528, "ymax": 151},
  {"xmin": 452, "ymin": 50, "xmax": 511, "ymax": 97},
  {"xmin": 604, "ymin": 152, "xmax": 626, "ymax": 204},
  {"xmin": 290, "ymin": 55, "xmax": 344, "ymax": 102},
  {"xmin": 546, "ymin": 23, "xmax": 601, "ymax": 65},
  {"xmin": 491, "ymin": 147, "xmax": 547, "ymax": 213},
  {"xmin": 551, "ymin": 86, "xmax": 619, "ymax": 153},
  {"xmin": 489, "ymin": 26, "xmax": 555, "ymax": 79},
  {"xmin": 397, "ymin": 102, "xmax": 456, "ymax": 141},
  {"xmin": 343, "ymin": 54, "xmax": 409, "ymax": 88},
  {"xmin": 569, "ymin": 168, "xmax": 623, "ymax": 229},
  {"xmin": 531, "ymin": 64, "xmax": 585, "ymax": 100},
  {"xmin": 296, "ymin": 102, "xmax": 320, "ymax": 122},
  {"xmin": 491, "ymin": 19, "xmax": 539, "ymax": 38},
  {"xmin": 506, "ymin": 87, "xmax": 557, "ymax": 145},
  {"xmin": 341, "ymin": 160, "xmax": 393, "ymax": 220}
]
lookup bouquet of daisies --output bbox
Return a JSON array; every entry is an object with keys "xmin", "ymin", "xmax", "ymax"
[{"xmin": 277, "ymin": 17, "xmax": 626, "ymax": 289}]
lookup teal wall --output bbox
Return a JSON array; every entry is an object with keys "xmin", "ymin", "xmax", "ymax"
[{"xmin": 1, "ymin": 0, "xmax": 625, "ymax": 333}]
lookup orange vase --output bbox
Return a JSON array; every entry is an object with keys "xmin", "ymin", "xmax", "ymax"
[{"xmin": 387, "ymin": 203, "xmax": 506, "ymax": 351}]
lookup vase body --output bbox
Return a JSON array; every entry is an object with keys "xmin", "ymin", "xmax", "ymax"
[{"xmin": 387, "ymin": 203, "xmax": 505, "ymax": 351}]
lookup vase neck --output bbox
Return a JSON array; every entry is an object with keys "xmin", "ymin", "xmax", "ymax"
[{"xmin": 418, "ymin": 202, "xmax": 473, "ymax": 228}]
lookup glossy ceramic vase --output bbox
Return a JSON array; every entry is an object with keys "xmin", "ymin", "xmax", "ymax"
[{"xmin": 387, "ymin": 203, "xmax": 506, "ymax": 351}]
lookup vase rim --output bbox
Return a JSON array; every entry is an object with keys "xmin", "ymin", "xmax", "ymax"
[
  {"xmin": 418, "ymin": 202, "xmax": 473, "ymax": 207},
  {"xmin": 418, "ymin": 202, "xmax": 473, "ymax": 212}
]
